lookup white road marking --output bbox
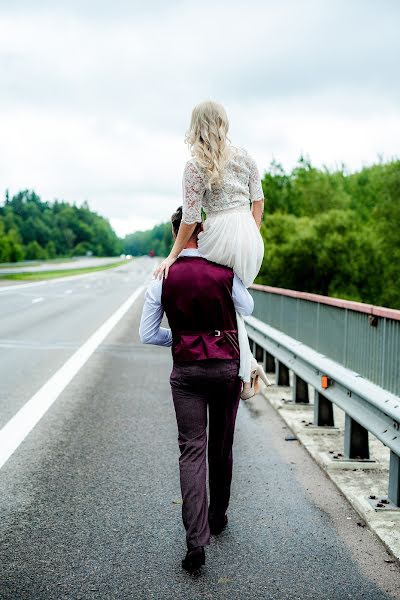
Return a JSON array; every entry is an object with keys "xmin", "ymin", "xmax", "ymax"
[
  {"xmin": 65, "ymin": 289, "xmax": 72, "ymax": 294},
  {"xmin": 0, "ymin": 284, "xmax": 145, "ymax": 470},
  {"xmin": 31, "ymin": 297, "xmax": 44, "ymax": 304}
]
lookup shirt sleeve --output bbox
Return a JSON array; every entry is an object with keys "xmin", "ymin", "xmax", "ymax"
[
  {"xmin": 248, "ymin": 154, "xmax": 264, "ymax": 202},
  {"xmin": 232, "ymin": 274, "xmax": 254, "ymax": 316},
  {"xmin": 139, "ymin": 278, "xmax": 172, "ymax": 347},
  {"xmin": 182, "ymin": 160, "xmax": 205, "ymax": 224}
]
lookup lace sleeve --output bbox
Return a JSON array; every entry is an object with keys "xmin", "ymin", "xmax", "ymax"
[
  {"xmin": 248, "ymin": 154, "xmax": 264, "ymax": 202},
  {"xmin": 182, "ymin": 160, "xmax": 205, "ymax": 224}
]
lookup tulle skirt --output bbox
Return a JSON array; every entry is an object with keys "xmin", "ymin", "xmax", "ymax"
[
  {"xmin": 197, "ymin": 204, "xmax": 264, "ymax": 288},
  {"xmin": 197, "ymin": 204, "xmax": 264, "ymax": 382}
]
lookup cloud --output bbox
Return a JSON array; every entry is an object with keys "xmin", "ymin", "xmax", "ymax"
[{"xmin": 0, "ymin": 0, "xmax": 399, "ymax": 235}]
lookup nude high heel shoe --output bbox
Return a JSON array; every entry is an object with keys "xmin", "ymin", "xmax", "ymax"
[{"xmin": 240, "ymin": 363, "xmax": 272, "ymax": 400}]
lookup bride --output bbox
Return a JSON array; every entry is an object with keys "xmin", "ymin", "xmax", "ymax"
[{"xmin": 155, "ymin": 100, "xmax": 271, "ymax": 398}]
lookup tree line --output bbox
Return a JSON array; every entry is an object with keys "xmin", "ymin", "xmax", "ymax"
[
  {"xmin": 123, "ymin": 221, "xmax": 173, "ymax": 259},
  {"xmin": 258, "ymin": 157, "xmax": 399, "ymax": 309},
  {"xmin": 123, "ymin": 157, "xmax": 400, "ymax": 309},
  {"xmin": 0, "ymin": 190, "xmax": 123, "ymax": 261},
  {"xmin": 2, "ymin": 157, "xmax": 399, "ymax": 308}
]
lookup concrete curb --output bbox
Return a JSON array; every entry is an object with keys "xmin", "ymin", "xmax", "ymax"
[{"xmin": 252, "ymin": 376, "xmax": 400, "ymax": 562}]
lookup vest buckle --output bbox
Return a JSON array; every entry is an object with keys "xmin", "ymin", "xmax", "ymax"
[{"xmin": 214, "ymin": 330, "xmax": 221, "ymax": 336}]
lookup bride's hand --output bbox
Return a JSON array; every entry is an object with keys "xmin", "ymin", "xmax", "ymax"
[{"xmin": 153, "ymin": 254, "xmax": 178, "ymax": 280}]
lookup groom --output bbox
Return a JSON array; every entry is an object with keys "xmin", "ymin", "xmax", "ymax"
[{"xmin": 139, "ymin": 206, "xmax": 254, "ymax": 573}]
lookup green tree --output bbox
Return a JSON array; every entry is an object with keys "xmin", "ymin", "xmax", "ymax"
[
  {"xmin": 25, "ymin": 240, "xmax": 48, "ymax": 260},
  {"xmin": 0, "ymin": 189, "xmax": 124, "ymax": 263},
  {"xmin": 45, "ymin": 240, "xmax": 57, "ymax": 258}
]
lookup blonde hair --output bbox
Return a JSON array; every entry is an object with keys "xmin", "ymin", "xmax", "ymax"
[{"xmin": 184, "ymin": 100, "xmax": 233, "ymax": 190}]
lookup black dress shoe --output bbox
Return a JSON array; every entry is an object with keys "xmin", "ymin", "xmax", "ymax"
[
  {"xmin": 209, "ymin": 514, "xmax": 228, "ymax": 535},
  {"xmin": 182, "ymin": 546, "xmax": 205, "ymax": 574}
]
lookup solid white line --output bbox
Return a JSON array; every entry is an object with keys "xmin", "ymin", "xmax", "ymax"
[{"xmin": 0, "ymin": 284, "xmax": 145, "ymax": 471}]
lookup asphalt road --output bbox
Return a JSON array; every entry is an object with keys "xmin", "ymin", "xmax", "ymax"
[
  {"xmin": 0, "ymin": 257, "xmax": 399, "ymax": 599},
  {"xmin": 0, "ymin": 256, "xmax": 125, "ymax": 275}
]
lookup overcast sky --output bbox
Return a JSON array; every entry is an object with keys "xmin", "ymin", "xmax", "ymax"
[{"xmin": 1, "ymin": 0, "xmax": 399, "ymax": 236}]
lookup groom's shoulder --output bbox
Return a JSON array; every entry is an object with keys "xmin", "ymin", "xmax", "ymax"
[{"xmin": 173, "ymin": 256, "xmax": 233, "ymax": 277}]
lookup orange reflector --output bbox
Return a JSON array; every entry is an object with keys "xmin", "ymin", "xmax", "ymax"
[{"xmin": 321, "ymin": 375, "xmax": 330, "ymax": 389}]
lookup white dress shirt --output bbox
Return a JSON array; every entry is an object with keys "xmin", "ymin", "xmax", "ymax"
[{"xmin": 139, "ymin": 248, "xmax": 254, "ymax": 346}]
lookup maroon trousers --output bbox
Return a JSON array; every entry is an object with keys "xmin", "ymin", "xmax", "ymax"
[{"xmin": 170, "ymin": 359, "xmax": 242, "ymax": 550}]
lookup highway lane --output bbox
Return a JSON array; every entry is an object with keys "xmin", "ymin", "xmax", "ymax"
[
  {"xmin": 0, "ymin": 281, "xmax": 399, "ymax": 599},
  {"xmin": 0, "ymin": 257, "xmax": 155, "ymax": 429}
]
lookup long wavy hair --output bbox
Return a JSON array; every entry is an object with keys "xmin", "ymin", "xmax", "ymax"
[{"xmin": 184, "ymin": 100, "xmax": 233, "ymax": 191}]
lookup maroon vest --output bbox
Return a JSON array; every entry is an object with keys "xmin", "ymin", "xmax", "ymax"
[{"xmin": 161, "ymin": 256, "xmax": 239, "ymax": 362}]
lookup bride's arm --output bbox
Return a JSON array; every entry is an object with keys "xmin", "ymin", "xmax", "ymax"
[
  {"xmin": 170, "ymin": 222, "xmax": 197, "ymax": 257},
  {"xmin": 252, "ymin": 199, "xmax": 264, "ymax": 229},
  {"xmin": 248, "ymin": 152, "xmax": 265, "ymax": 229},
  {"xmin": 154, "ymin": 161, "xmax": 204, "ymax": 279},
  {"xmin": 153, "ymin": 221, "xmax": 196, "ymax": 279}
]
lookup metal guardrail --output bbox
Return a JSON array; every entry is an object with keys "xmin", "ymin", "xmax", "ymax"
[
  {"xmin": 244, "ymin": 314, "xmax": 400, "ymax": 508},
  {"xmin": 250, "ymin": 284, "xmax": 400, "ymax": 397}
]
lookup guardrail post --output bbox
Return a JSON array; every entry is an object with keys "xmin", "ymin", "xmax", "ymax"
[
  {"xmin": 293, "ymin": 373, "xmax": 309, "ymax": 403},
  {"xmin": 255, "ymin": 343, "xmax": 264, "ymax": 363},
  {"xmin": 313, "ymin": 390, "xmax": 335, "ymax": 426},
  {"xmin": 344, "ymin": 414, "xmax": 369, "ymax": 459},
  {"xmin": 265, "ymin": 351, "xmax": 275, "ymax": 372},
  {"xmin": 388, "ymin": 451, "xmax": 400, "ymax": 507},
  {"xmin": 275, "ymin": 360, "xmax": 290, "ymax": 386}
]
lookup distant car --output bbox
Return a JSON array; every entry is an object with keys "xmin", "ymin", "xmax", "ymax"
[{"xmin": 149, "ymin": 250, "xmax": 155, "ymax": 257}]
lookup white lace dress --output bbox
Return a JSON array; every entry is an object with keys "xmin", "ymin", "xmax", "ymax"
[{"xmin": 181, "ymin": 144, "xmax": 265, "ymax": 382}]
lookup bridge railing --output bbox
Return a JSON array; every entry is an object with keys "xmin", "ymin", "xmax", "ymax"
[{"xmin": 245, "ymin": 284, "xmax": 400, "ymax": 508}]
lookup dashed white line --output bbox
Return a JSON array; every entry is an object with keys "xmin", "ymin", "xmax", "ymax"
[
  {"xmin": 31, "ymin": 297, "xmax": 44, "ymax": 304},
  {"xmin": 0, "ymin": 284, "xmax": 145, "ymax": 470}
]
